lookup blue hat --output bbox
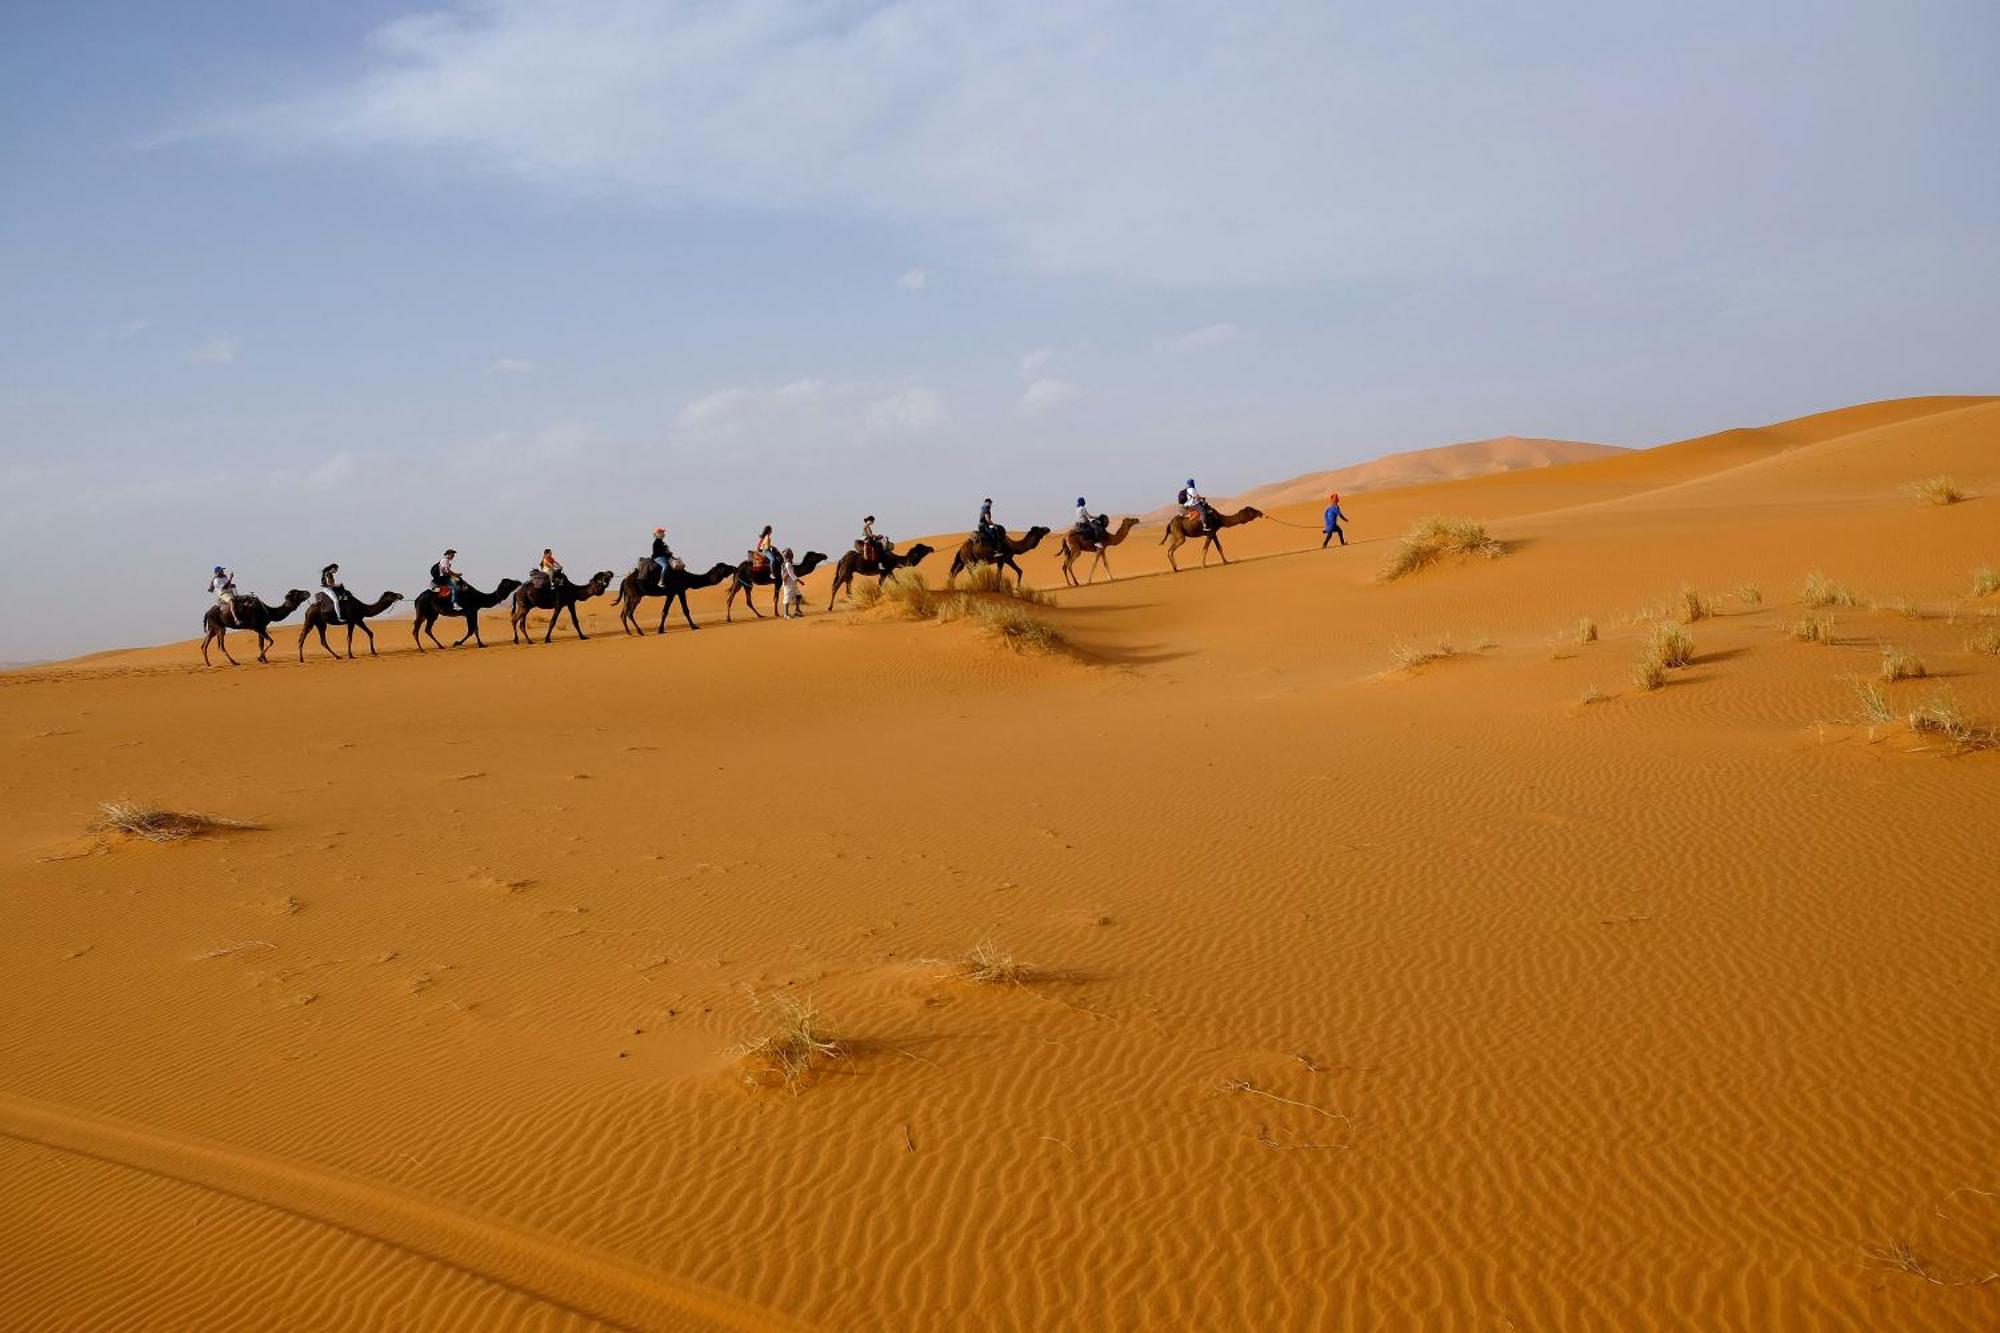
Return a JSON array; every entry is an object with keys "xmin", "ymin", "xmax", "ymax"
[
  {"xmin": 213, "ymin": 565, "xmax": 225, "ymax": 574},
  {"xmin": 1186, "ymin": 478, "xmax": 1196, "ymax": 487},
  {"xmin": 1076, "ymin": 497, "xmax": 1086, "ymax": 506}
]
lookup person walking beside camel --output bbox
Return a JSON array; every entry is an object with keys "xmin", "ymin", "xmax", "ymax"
[
  {"xmin": 778, "ymin": 548, "xmax": 805, "ymax": 618},
  {"xmin": 1322, "ymin": 493, "xmax": 1349, "ymax": 548}
]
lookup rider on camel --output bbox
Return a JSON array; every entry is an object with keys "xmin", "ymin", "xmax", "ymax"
[
  {"xmin": 976, "ymin": 498, "xmax": 1004, "ymax": 553},
  {"xmin": 859, "ymin": 515, "xmax": 893, "ymax": 562},
  {"xmin": 319, "ymin": 562, "xmax": 346, "ymax": 623},
  {"xmin": 1180, "ymin": 479, "xmax": 1217, "ymax": 533},
  {"xmin": 749, "ymin": 525, "xmax": 775, "ymax": 574},
  {"xmin": 208, "ymin": 566, "xmax": 238, "ymax": 625},
  {"xmin": 651, "ymin": 527, "xmax": 677, "ymax": 585},
  {"xmin": 538, "ymin": 549, "xmax": 566, "ymax": 591},
  {"xmin": 430, "ymin": 549, "xmax": 460, "ymax": 610},
  {"xmin": 1074, "ymin": 497, "xmax": 1108, "ymax": 541}
]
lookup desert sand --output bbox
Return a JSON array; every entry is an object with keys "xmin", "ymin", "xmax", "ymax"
[
  {"xmin": 1178, "ymin": 434, "xmax": 1628, "ymax": 514},
  {"xmin": 3, "ymin": 395, "xmax": 1997, "ymax": 1330}
]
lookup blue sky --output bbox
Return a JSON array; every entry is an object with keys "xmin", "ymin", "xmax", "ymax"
[{"xmin": 2, "ymin": 1, "xmax": 1996, "ymax": 660}]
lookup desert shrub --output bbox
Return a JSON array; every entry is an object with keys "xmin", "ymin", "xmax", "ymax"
[
  {"xmin": 1388, "ymin": 638, "xmax": 1458, "ymax": 669},
  {"xmin": 971, "ymin": 600, "xmax": 1062, "ymax": 653},
  {"xmin": 1649, "ymin": 622, "xmax": 1695, "ymax": 669},
  {"xmin": 737, "ymin": 991, "xmax": 843, "ymax": 1092},
  {"xmin": 1972, "ymin": 567, "xmax": 1999, "ymax": 598},
  {"xmin": 1800, "ymin": 571, "xmax": 1855, "ymax": 609},
  {"xmin": 91, "ymin": 801, "xmax": 249, "ymax": 843},
  {"xmin": 1879, "ymin": 646, "xmax": 1926, "ymax": 682},
  {"xmin": 1792, "ymin": 612, "xmax": 1836, "ymax": 644},
  {"xmin": 1911, "ymin": 475, "xmax": 1966, "ymax": 506},
  {"xmin": 951, "ymin": 563, "xmax": 1051, "ymax": 604},
  {"xmin": 1851, "ymin": 680, "xmax": 1895, "ymax": 725},
  {"xmin": 1735, "ymin": 582, "xmax": 1763, "ymax": 605},
  {"xmin": 1906, "ymin": 692, "xmax": 1997, "ymax": 753},
  {"xmin": 1378, "ymin": 517, "xmax": 1505, "ymax": 581},
  {"xmin": 955, "ymin": 942, "xmax": 1035, "ymax": 986},
  {"xmin": 1632, "ymin": 654, "xmax": 1667, "ymax": 691},
  {"xmin": 1675, "ymin": 585, "xmax": 1710, "ymax": 624},
  {"xmin": 1966, "ymin": 623, "xmax": 2000, "ymax": 656},
  {"xmin": 1573, "ymin": 617, "xmax": 1598, "ymax": 644}
]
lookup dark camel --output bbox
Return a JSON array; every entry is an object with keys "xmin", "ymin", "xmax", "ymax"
[
  {"xmin": 1160, "ymin": 506, "xmax": 1264, "ymax": 571},
  {"xmin": 510, "ymin": 570, "xmax": 615, "ymax": 644},
  {"xmin": 297, "ymin": 590, "xmax": 404, "ymax": 661},
  {"xmin": 612, "ymin": 559, "xmax": 738, "ymax": 635},
  {"xmin": 947, "ymin": 527, "xmax": 1051, "ymax": 586},
  {"xmin": 201, "ymin": 590, "xmax": 310, "ymax": 667},
  {"xmin": 723, "ymin": 552, "xmax": 828, "ymax": 622},
  {"xmin": 412, "ymin": 578, "xmax": 522, "ymax": 651},
  {"xmin": 1055, "ymin": 517, "xmax": 1140, "ymax": 586},
  {"xmin": 825, "ymin": 542, "xmax": 935, "ymax": 609}
]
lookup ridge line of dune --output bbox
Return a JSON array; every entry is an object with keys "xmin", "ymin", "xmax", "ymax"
[{"xmin": 0, "ymin": 1092, "xmax": 803, "ymax": 1333}]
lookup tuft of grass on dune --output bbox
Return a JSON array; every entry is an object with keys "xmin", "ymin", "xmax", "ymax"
[
  {"xmin": 1800, "ymin": 570, "xmax": 1855, "ymax": 610},
  {"xmin": 1734, "ymin": 582, "xmax": 1763, "ymax": 606},
  {"xmin": 1675, "ymin": 585, "xmax": 1711, "ymax": 624},
  {"xmin": 952, "ymin": 941, "xmax": 1036, "ymax": 986},
  {"xmin": 1573, "ymin": 617, "xmax": 1598, "ymax": 644},
  {"xmin": 1910, "ymin": 475, "xmax": 1966, "ymax": 506},
  {"xmin": 1905, "ymin": 691, "xmax": 1998, "ymax": 754},
  {"xmin": 949, "ymin": 563, "xmax": 1052, "ymax": 605},
  {"xmin": 91, "ymin": 800, "xmax": 253, "ymax": 843},
  {"xmin": 963, "ymin": 599, "xmax": 1063, "ymax": 653},
  {"xmin": 1968, "ymin": 622, "xmax": 2000, "ymax": 656},
  {"xmin": 1378, "ymin": 517, "xmax": 1504, "ymax": 582},
  {"xmin": 1879, "ymin": 646, "xmax": 1926, "ymax": 682},
  {"xmin": 867, "ymin": 567, "xmax": 1065, "ymax": 653},
  {"xmin": 1851, "ymin": 680, "xmax": 1896, "ymax": 726},
  {"xmin": 1388, "ymin": 637, "xmax": 1458, "ymax": 670},
  {"xmin": 735, "ymin": 990, "xmax": 844, "ymax": 1092},
  {"xmin": 1972, "ymin": 567, "xmax": 1999, "ymax": 598},
  {"xmin": 1649, "ymin": 622, "xmax": 1695, "ymax": 669},
  {"xmin": 1792, "ymin": 611, "xmax": 1837, "ymax": 645}
]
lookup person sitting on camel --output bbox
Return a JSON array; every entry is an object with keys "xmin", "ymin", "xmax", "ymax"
[
  {"xmin": 858, "ymin": 515, "xmax": 893, "ymax": 562},
  {"xmin": 1074, "ymin": 497, "xmax": 1108, "ymax": 541},
  {"xmin": 748, "ymin": 525, "xmax": 775, "ymax": 574},
  {"xmin": 430, "ymin": 549, "xmax": 461, "ymax": 610},
  {"xmin": 207, "ymin": 565, "xmax": 238, "ymax": 625},
  {"xmin": 1179, "ymin": 478, "xmax": 1217, "ymax": 532},
  {"xmin": 536, "ymin": 548, "xmax": 567, "ymax": 592},
  {"xmin": 650, "ymin": 527, "xmax": 677, "ymax": 585},
  {"xmin": 976, "ymin": 498, "xmax": 1004, "ymax": 553},
  {"xmin": 319, "ymin": 562, "xmax": 346, "ymax": 623}
]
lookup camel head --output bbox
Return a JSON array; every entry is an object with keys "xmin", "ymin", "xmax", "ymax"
[
  {"xmin": 1243, "ymin": 506, "xmax": 1265, "ymax": 521},
  {"xmin": 281, "ymin": 588, "xmax": 311, "ymax": 609},
  {"xmin": 796, "ymin": 551, "xmax": 830, "ymax": 575},
  {"xmin": 904, "ymin": 542, "xmax": 935, "ymax": 564},
  {"xmin": 584, "ymin": 570, "xmax": 617, "ymax": 595},
  {"xmin": 698, "ymin": 561, "xmax": 736, "ymax": 583}
]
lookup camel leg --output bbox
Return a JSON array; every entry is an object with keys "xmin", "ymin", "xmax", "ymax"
[
  {"xmin": 1095, "ymin": 549, "xmax": 1111, "ymax": 583},
  {"xmin": 459, "ymin": 614, "xmax": 483, "ymax": 648},
  {"xmin": 297, "ymin": 623, "xmax": 310, "ymax": 663},
  {"xmin": 676, "ymin": 591, "xmax": 699, "ymax": 630},
  {"xmin": 1210, "ymin": 534, "xmax": 1227, "ymax": 566},
  {"xmin": 359, "ymin": 623, "xmax": 376, "ymax": 656},
  {"xmin": 412, "ymin": 616, "xmax": 426, "ymax": 653},
  {"xmin": 1004, "ymin": 556, "xmax": 1025, "ymax": 588},
  {"xmin": 204, "ymin": 628, "xmax": 234, "ymax": 667},
  {"xmin": 564, "ymin": 600, "xmax": 586, "ymax": 641},
  {"xmin": 1164, "ymin": 534, "xmax": 1181, "ymax": 572}
]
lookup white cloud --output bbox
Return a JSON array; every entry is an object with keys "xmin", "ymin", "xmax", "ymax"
[
  {"xmin": 487, "ymin": 356, "xmax": 537, "ymax": 374},
  {"xmin": 1018, "ymin": 345, "xmax": 1056, "ymax": 377},
  {"xmin": 896, "ymin": 267, "xmax": 928, "ymax": 292},
  {"xmin": 202, "ymin": 3, "xmax": 1914, "ymax": 286},
  {"xmin": 1162, "ymin": 322, "xmax": 1250, "ymax": 353},
  {"xmin": 1015, "ymin": 377, "xmax": 1081, "ymax": 419},
  {"xmin": 673, "ymin": 378, "xmax": 948, "ymax": 444},
  {"xmin": 185, "ymin": 334, "xmax": 239, "ymax": 365},
  {"xmin": 96, "ymin": 319, "xmax": 149, "ymax": 341}
]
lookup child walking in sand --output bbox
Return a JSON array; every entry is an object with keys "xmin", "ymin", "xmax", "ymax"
[{"xmin": 1322, "ymin": 493, "xmax": 1349, "ymax": 548}]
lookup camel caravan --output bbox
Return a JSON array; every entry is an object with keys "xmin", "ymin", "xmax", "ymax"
[{"xmin": 199, "ymin": 481, "xmax": 1282, "ymax": 665}]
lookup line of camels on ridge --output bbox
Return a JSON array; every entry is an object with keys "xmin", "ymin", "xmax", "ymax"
[{"xmin": 198, "ymin": 505, "xmax": 1266, "ymax": 666}]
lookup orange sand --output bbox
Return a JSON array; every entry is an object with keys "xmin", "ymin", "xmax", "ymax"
[{"xmin": 3, "ymin": 396, "xmax": 1997, "ymax": 1330}]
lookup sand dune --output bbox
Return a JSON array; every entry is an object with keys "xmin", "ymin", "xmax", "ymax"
[
  {"xmin": 3, "ymin": 396, "xmax": 1998, "ymax": 1330},
  {"xmin": 1193, "ymin": 434, "xmax": 1627, "ymax": 514}
]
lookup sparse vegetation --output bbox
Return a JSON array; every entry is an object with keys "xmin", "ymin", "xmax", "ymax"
[
  {"xmin": 1734, "ymin": 582, "xmax": 1763, "ymax": 605},
  {"xmin": 954, "ymin": 942, "xmax": 1035, "ymax": 986},
  {"xmin": 864, "ymin": 568, "xmax": 1064, "ymax": 653},
  {"xmin": 1972, "ymin": 567, "xmax": 1999, "ymax": 598},
  {"xmin": 949, "ymin": 562, "xmax": 1052, "ymax": 604},
  {"xmin": 91, "ymin": 800, "xmax": 251, "ymax": 843},
  {"xmin": 1911, "ymin": 475, "xmax": 1966, "ymax": 506},
  {"xmin": 736, "ymin": 990, "xmax": 844, "ymax": 1092},
  {"xmin": 1632, "ymin": 654, "xmax": 1667, "ymax": 692},
  {"xmin": 1800, "ymin": 570, "xmax": 1855, "ymax": 610},
  {"xmin": 1579, "ymin": 683, "xmax": 1604, "ymax": 705},
  {"xmin": 1573, "ymin": 617, "xmax": 1598, "ymax": 644},
  {"xmin": 1388, "ymin": 638, "xmax": 1458, "ymax": 670},
  {"xmin": 1675, "ymin": 585, "xmax": 1710, "ymax": 624},
  {"xmin": 1649, "ymin": 622, "xmax": 1695, "ymax": 669},
  {"xmin": 1792, "ymin": 611, "xmax": 1836, "ymax": 644},
  {"xmin": 1905, "ymin": 691, "xmax": 1998, "ymax": 754},
  {"xmin": 1968, "ymin": 623, "xmax": 2000, "ymax": 656},
  {"xmin": 1851, "ymin": 680, "xmax": 1895, "ymax": 725},
  {"xmin": 1879, "ymin": 646, "xmax": 1926, "ymax": 682},
  {"xmin": 963, "ymin": 599, "xmax": 1063, "ymax": 652},
  {"xmin": 1378, "ymin": 517, "xmax": 1505, "ymax": 581}
]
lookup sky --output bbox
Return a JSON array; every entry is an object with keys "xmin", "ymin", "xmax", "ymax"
[{"xmin": 2, "ymin": 0, "xmax": 1996, "ymax": 661}]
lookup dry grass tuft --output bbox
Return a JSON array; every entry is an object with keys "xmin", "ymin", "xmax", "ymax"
[
  {"xmin": 949, "ymin": 563, "xmax": 1052, "ymax": 604},
  {"xmin": 871, "ymin": 569, "xmax": 1064, "ymax": 652},
  {"xmin": 965, "ymin": 600, "xmax": 1063, "ymax": 653},
  {"xmin": 1864, "ymin": 1240, "xmax": 1999, "ymax": 1288},
  {"xmin": 1973, "ymin": 567, "xmax": 1999, "ymax": 598},
  {"xmin": 1879, "ymin": 646, "xmax": 1926, "ymax": 682},
  {"xmin": 1675, "ymin": 585, "xmax": 1710, "ymax": 624},
  {"xmin": 1792, "ymin": 611, "xmax": 1836, "ymax": 644},
  {"xmin": 736, "ymin": 990, "xmax": 844, "ymax": 1092},
  {"xmin": 1378, "ymin": 517, "xmax": 1504, "ymax": 582},
  {"xmin": 1632, "ymin": 654, "xmax": 1667, "ymax": 692},
  {"xmin": 1573, "ymin": 617, "xmax": 1598, "ymax": 644},
  {"xmin": 1905, "ymin": 691, "xmax": 1998, "ymax": 754},
  {"xmin": 1388, "ymin": 638, "xmax": 1458, "ymax": 670},
  {"xmin": 1968, "ymin": 623, "xmax": 2000, "ymax": 656},
  {"xmin": 1734, "ymin": 582, "xmax": 1763, "ymax": 605},
  {"xmin": 92, "ymin": 800, "xmax": 252, "ymax": 843},
  {"xmin": 1851, "ymin": 680, "xmax": 1896, "ymax": 726},
  {"xmin": 1800, "ymin": 570, "xmax": 1855, "ymax": 610},
  {"xmin": 954, "ymin": 941, "xmax": 1036, "ymax": 986},
  {"xmin": 1649, "ymin": 622, "xmax": 1695, "ymax": 669},
  {"xmin": 1578, "ymin": 683, "xmax": 1604, "ymax": 705},
  {"xmin": 1910, "ymin": 475, "xmax": 1967, "ymax": 506}
]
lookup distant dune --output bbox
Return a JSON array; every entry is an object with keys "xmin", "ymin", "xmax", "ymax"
[{"xmin": 1149, "ymin": 435, "xmax": 1626, "ymax": 517}]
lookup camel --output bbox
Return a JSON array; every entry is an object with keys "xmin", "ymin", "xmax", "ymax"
[
  {"xmin": 723, "ymin": 552, "xmax": 828, "ymax": 622},
  {"xmin": 200, "ymin": 590, "xmax": 310, "ymax": 667},
  {"xmin": 612, "ymin": 559, "xmax": 738, "ymax": 635},
  {"xmin": 1055, "ymin": 517, "xmax": 1140, "ymax": 586},
  {"xmin": 825, "ymin": 542, "xmax": 935, "ymax": 609},
  {"xmin": 509, "ymin": 570, "xmax": 615, "ymax": 644},
  {"xmin": 297, "ymin": 590, "xmax": 404, "ymax": 661},
  {"xmin": 412, "ymin": 578, "xmax": 522, "ymax": 651},
  {"xmin": 1160, "ymin": 506, "xmax": 1264, "ymax": 571},
  {"xmin": 947, "ymin": 527, "xmax": 1052, "ymax": 586}
]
